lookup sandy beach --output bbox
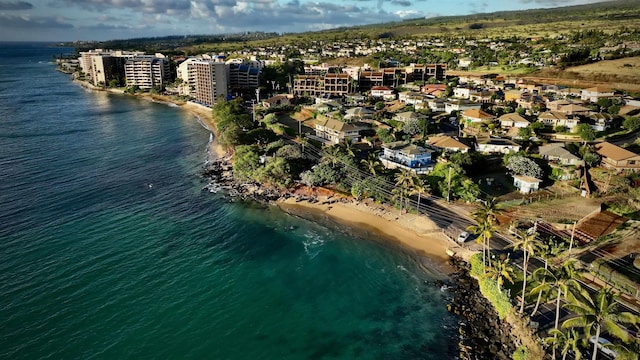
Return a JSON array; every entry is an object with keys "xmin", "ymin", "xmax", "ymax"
[{"xmin": 278, "ymin": 195, "xmax": 477, "ymax": 275}]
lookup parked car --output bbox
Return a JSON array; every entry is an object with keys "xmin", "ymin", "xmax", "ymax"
[
  {"xmin": 589, "ymin": 336, "xmax": 618, "ymax": 358},
  {"xmin": 457, "ymin": 231, "xmax": 470, "ymax": 243}
]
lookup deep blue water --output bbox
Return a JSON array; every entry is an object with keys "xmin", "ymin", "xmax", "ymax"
[{"xmin": 0, "ymin": 42, "xmax": 459, "ymax": 359}]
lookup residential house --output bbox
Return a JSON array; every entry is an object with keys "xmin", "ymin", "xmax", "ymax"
[
  {"xmin": 262, "ymin": 94, "xmax": 292, "ymax": 108},
  {"xmin": 421, "ymin": 84, "xmax": 447, "ymax": 97},
  {"xmin": 595, "ymin": 142, "xmax": 640, "ymax": 173},
  {"xmin": 499, "ymin": 113, "xmax": 530, "ymax": 128},
  {"xmin": 453, "ymin": 87, "xmax": 471, "ymax": 99},
  {"xmin": 370, "ymin": 86, "xmax": 396, "ymax": 100},
  {"xmin": 469, "ymin": 90, "xmax": 495, "ymax": 104},
  {"xmin": 379, "ymin": 141, "xmax": 434, "ymax": 174},
  {"xmin": 427, "ymin": 135, "xmax": 470, "ymax": 153},
  {"xmin": 426, "ymin": 99, "xmax": 445, "ymax": 112},
  {"xmin": 538, "ymin": 111, "xmax": 580, "ymax": 130},
  {"xmin": 344, "ymin": 107, "xmax": 374, "ymax": 121},
  {"xmin": 445, "ymin": 100, "xmax": 482, "ymax": 114},
  {"xmin": 556, "ymin": 103, "xmax": 591, "ymax": 116},
  {"xmin": 538, "ymin": 143, "xmax": 583, "ymax": 166},
  {"xmin": 394, "ymin": 111, "xmax": 424, "ymax": 123},
  {"xmin": 504, "ymin": 90, "xmax": 522, "ymax": 102},
  {"xmin": 398, "ymin": 91, "xmax": 425, "ymax": 105},
  {"xmin": 475, "ymin": 137, "xmax": 521, "ymax": 154},
  {"xmin": 546, "ymin": 99, "xmax": 573, "ymax": 111},
  {"xmin": 462, "ymin": 109, "xmax": 495, "ymax": 124},
  {"xmin": 314, "ymin": 117, "xmax": 360, "ymax": 144},
  {"xmin": 589, "ymin": 113, "xmax": 614, "ymax": 132},
  {"xmin": 513, "ymin": 175, "xmax": 542, "ymax": 194},
  {"xmin": 581, "ymin": 86, "xmax": 615, "ymax": 103}
]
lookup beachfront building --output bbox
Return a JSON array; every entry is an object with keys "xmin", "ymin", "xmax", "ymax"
[
  {"xmin": 90, "ymin": 55, "xmax": 126, "ymax": 87},
  {"xmin": 124, "ymin": 55, "xmax": 170, "ymax": 90},
  {"xmin": 79, "ymin": 49, "xmax": 144, "ymax": 85},
  {"xmin": 190, "ymin": 60, "xmax": 229, "ymax": 107},
  {"xmin": 379, "ymin": 141, "xmax": 433, "ymax": 174}
]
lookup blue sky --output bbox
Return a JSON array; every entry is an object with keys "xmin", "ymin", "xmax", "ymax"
[{"xmin": 0, "ymin": 0, "xmax": 610, "ymax": 42}]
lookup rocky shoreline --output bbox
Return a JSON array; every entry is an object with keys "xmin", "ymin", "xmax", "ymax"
[{"xmin": 447, "ymin": 257, "xmax": 520, "ymax": 360}]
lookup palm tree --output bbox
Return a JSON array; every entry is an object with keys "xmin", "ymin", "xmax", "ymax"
[
  {"xmin": 295, "ymin": 134, "xmax": 308, "ymax": 155},
  {"xmin": 510, "ymin": 230, "xmax": 542, "ymax": 314},
  {"xmin": 484, "ymin": 257, "xmax": 515, "ymax": 293},
  {"xmin": 322, "ymin": 145, "xmax": 341, "ymax": 168},
  {"xmin": 467, "ymin": 217, "xmax": 496, "ymax": 273},
  {"xmin": 360, "ymin": 153, "xmax": 381, "ymax": 176},
  {"xmin": 531, "ymin": 259, "xmax": 585, "ymax": 332},
  {"xmin": 411, "ymin": 178, "xmax": 430, "ymax": 213},
  {"xmin": 563, "ymin": 288, "xmax": 640, "ymax": 360},
  {"xmin": 530, "ymin": 241, "xmax": 563, "ymax": 317},
  {"xmin": 545, "ymin": 328, "xmax": 583, "ymax": 360},
  {"xmin": 340, "ymin": 137, "xmax": 356, "ymax": 157},
  {"xmin": 395, "ymin": 168, "xmax": 416, "ymax": 212},
  {"xmin": 472, "ymin": 196, "xmax": 502, "ymax": 224}
]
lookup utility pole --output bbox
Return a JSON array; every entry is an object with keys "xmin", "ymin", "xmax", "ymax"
[
  {"xmin": 568, "ymin": 221, "xmax": 577, "ymax": 257},
  {"xmin": 446, "ymin": 166, "xmax": 452, "ymax": 203}
]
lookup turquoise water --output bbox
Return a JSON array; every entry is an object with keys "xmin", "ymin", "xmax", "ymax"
[{"xmin": 0, "ymin": 43, "xmax": 459, "ymax": 359}]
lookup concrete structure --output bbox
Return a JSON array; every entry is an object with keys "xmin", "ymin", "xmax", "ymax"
[
  {"xmin": 379, "ymin": 141, "xmax": 433, "ymax": 174},
  {"xmin": 124, "ymin": 55, "xmax": 170, "ymax": 89},
  {"xmin": 323, "ymin": 73, "xmax": 351, "ymax": 96}
]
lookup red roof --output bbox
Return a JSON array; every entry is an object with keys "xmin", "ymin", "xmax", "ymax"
[{"xmin": 371, "ymin": 86, "xmax": 392, "ymax": 91}]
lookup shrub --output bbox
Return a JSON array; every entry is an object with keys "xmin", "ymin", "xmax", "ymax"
[{"xmin": 469, "ymin": 254, "xmax": 514, "ymax": 320}]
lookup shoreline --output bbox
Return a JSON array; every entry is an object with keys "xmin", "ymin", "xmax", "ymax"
[{"xmin": 277, "ymin": 196, "xmax": 461, "ymax": 276}]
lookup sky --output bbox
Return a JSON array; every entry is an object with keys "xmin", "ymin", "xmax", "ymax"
[{"xmin": 0, "ymin": 0, "xmax": 612, "ymax": 42}]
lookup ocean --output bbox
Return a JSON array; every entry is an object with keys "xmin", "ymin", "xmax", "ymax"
[{"xmin": 0, "ymin": 42, "xmax": 459, "ymax": 359}]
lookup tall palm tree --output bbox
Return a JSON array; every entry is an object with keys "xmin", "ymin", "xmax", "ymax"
[
  {"xmin": 472, "ymin": 196, "xmax": 502, "ymax": 224},
  {"xmin": 563, "ymin": 288, "xmax": 640, "ymax": 360},
  {"xmin": 411, "ymin": 177, "xmax": 430, "ymax": 213},
  {"xmin": 545, "ymin": 328, "xmax": 583, "ymax": 360},
  {"xmin": 510, "ymin": 231, "xmax": 542, "ymax": 314},
  {"xmin": 484, "ymin": 257, "xmax": 515, "ymax": 293},
  {"xmin": 531, "ymin": 259, "xmax": 585, "ymax": 332},
  {"xmin": 530, "ymin": 241, "xmax": 563, "ymax": 317},
  {"xmin": 467, "ymin": 217, "xmax": 496, "ymax": 273},
  {"xmin": 395, "ymin": 168, "xmax": 416, "ymax": 212}
]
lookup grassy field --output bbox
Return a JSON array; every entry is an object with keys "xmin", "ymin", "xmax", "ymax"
[{"xmin": 566, "ymin": 56, "xmax": 640, "ymax": 78}]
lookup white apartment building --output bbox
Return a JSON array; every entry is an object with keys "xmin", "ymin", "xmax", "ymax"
[{"xmin": 124, "ymin": 55, "xmax": 170, "ymax": 89}]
